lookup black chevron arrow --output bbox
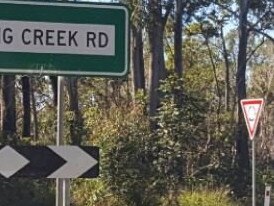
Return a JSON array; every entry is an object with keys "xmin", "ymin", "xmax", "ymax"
[{"xmin": 11, "ymin": 146, "xmax": 66, "ymax": 178}]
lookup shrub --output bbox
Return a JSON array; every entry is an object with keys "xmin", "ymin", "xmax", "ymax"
[
  {"xmin": 71, "ymin": 179, "xmax": 126, "ymax": 206},
  {"xmin": 178, "ymin": 188, "xmax": 239, "ymax": 206},
  {"xmin": 0, "ymin": 179, "xmax": 55, "ymax": 206}
]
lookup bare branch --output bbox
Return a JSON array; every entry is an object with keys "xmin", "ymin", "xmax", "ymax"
[
  {"xmin": 204, "ymin": 0, "xmax": 274, "ymax": 43},
  {"xmin": 246, "ymin": 37, "xmax": 265, "ymax": 62},
  {"xmin": 190, "ymin": 162, "xmax": 218, "ymax": 177},
  {"xmin": 250, "ymin": 28, "xmax": 274, "ymax": 43}
]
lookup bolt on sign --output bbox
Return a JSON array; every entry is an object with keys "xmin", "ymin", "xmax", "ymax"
[{"xmin": 0, "ymin": 1, "xmax": 129, "ymax": 76}]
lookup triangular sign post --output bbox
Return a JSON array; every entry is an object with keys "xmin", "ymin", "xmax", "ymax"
[{"xmin": 241, "ymin": 98, "xmax": 264, "ymax": 140}]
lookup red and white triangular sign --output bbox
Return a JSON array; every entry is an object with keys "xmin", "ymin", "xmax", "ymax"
[{"xmin": 241, "ymin": 98, "xmax": 264, "ymax": 140}]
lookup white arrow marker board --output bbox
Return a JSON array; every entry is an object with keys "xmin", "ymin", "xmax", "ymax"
[
  {"xmin": 0, "ymin": 145, "xmax": 99, "ymax": 178},
  {"xmin": 241, "ymin": 98, "xmax": 264, "ymax": 140}
]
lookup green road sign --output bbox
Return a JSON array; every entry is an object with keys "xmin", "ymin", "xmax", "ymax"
[{"xmin": 0, "ymin": 1, "xmax": 129, "ymax": 76}]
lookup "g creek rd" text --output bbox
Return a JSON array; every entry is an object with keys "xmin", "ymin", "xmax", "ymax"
[{"xmin": 0, "ymin": 20, "xmax": 115, "ymax": 56}]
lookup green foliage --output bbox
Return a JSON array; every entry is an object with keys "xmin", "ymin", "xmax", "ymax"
[
  {"xmin": 0, "ymin": 179, "xmax": 54, "ymax": 206},
  {"xmin": 104, "ymin": 123, "xmax": 162, "ymax": 206},
  {"xmin": 72, "ymin": 104, "xmax": 152, "ymax": 206},
  {"xmin": 177, "ymin": 188, "xmax": 239, "ymax": 206},
  {"xmin": 186, "ymin": 22, "xmax": 218, "ymax": 38},
  {"xmin": 71, "ymin": 179, "xmax": 126, "ymax": 206},
  {"xmin": 37, "ymin": 106, "xmax": 56, "ymax": 145},
  {"xmin": 102, "ymin": 74, "xmax": 237, "ymax": 205},
  {"xmin": 159, "ymin": 75, "xmax": 236, "ymax": 189}
]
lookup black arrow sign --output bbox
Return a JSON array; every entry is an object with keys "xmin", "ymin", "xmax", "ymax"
[{"xmin": 0, "ymin": 146, "xmax": 99, "ymax": 178}]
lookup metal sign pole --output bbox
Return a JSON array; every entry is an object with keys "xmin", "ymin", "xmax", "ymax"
[
  {"xmin": 241, "ymin": 99, "xmax": 264, "ymax": 206},
  {"xmin": 252, "ymin": 139, "xmax": 255, "ymax": 206},
  {"xmin": 56, "ymin": 76, "xmax": 70, "ymax": 206}
]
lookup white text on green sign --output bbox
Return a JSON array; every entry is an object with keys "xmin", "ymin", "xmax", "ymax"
[{"xmin": 0, "ymin": 20, "xmax": 115, "ymax": 56}]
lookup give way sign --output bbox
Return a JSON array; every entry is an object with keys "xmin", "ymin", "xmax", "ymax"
[{"xmin": 241, "ymin": 98, "xmax": 264, "ymax": 140}]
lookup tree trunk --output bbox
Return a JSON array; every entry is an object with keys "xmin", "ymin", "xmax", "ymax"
[
  {"xmin": 174, "ymin": 0, "xmax": 183, "ymax": 77},
  {"xmin": 67, "ymin": 77, "xmax": 82, "ymax": 145},
  {"xmin": 131, "ymin": 24, "xmax": 145, "ymax": 98},
  {"xmin": 1, "ymin": 75, "xmax": 16, "ymax": 142},
  {"xmin": 31, "ymin": 77, "xmax": 38, "ymax": 140},
  {"xmin": 148, "ymin": 0, "xmax": 166, "ymax": 127},
  {"xmin": 174, "ymin": 0, "xmax": 183, "ymax": 107},
  {"xmin": 220, "ymin": 25, "xmax": 231, "ymax": 111},
  {"xmin": 22, "ymin": 76, "xmax": 31, "ymax": 138},
  {"xmin": 234, "ymin": 0, "xmax": 250, "ymax": 197},
  {"xmin": 50, "ymin": 76, "xmax": 58, "ymax": 107}
]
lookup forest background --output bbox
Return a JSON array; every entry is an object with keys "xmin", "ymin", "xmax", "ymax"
[{"xmin": 0, "ymin": 0, "xmax": 274, "ymax": 205}]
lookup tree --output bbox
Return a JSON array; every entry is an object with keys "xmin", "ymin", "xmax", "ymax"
[
  {"xmin": 173, "ymin": 0, "xmax": 183, "ymax": 107},
  {"xmin": 130, "ymin": 0, "xmax": 146, "ymax": 101},
  {"xmin": 1, "ymin": 75, "xmax": 16, "ymax": 141},
  {"xmin": 234, "ymin": 0, "xmax": 251, "ymax": 197},
  {"xmin": 50, "ymin": 76, "xmax": 58, "ymax": 107},
  {"xmin": 30, "ymin": 77, "xmax": 38, "ymax": 140},
  {"xmin": 147, "ymin": 0, "xmax": 173, "ymax": 126},
  {"xmin": 67, "ymin": 77, "xmax": 83, "ymax": 145},
  {"xmin": 174, "ymin": 0, "xmax": 183, "ymax": 77},
  {"xmin": 22, "ymin": 76, "xmax": 31, "ymax": 138}
]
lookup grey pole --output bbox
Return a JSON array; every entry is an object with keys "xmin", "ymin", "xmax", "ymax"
[
  {"xmin": 56, "ymin": 76, "xmax": 70, "ymax": 206},
  {"xmin": 252, "ymin": 139, "xmax": 256, "ymax": 206}
]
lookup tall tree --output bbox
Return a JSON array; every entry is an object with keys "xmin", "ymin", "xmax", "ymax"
[
  {"xmin": 67, "ymin": 77, "xmax": 82, "ymax": 144},
  {"xmin": 174, "ymin": 0, "xmax": 183, "ymax": 77},
  {"xmin": 220, "ymin": 21, "xmax": 231, "ymax": 111},
  {"xmin": 1, "ymin": 75, "xmax": 16, "ymax": 141},
  {"xmin": 22, "ymin": 76, "xmax": 31, "ymax": 138},
  {"xmin": 50, "ymin": 76, "xmax": 58, "ymax": 107},
  {"xmin": 147, "ymin": 0, "xmax": 173, "ymax": 126},
  {"xmin": 130, "ymin": 0, "xmax": 145, "ymax": 99},
  {"xmin": 30, "ymin": 77, "xmax": 38, "ymax": 140},
  {"xmin": 173, "ymin": 0, "xmax": 184, "ymax": 107},
  {"xmin": 132, "ymin": 26, "xmax": 145, "ymax": 94},
  {"xmin": 234, "ymin": 0, "xmax": 251, "ymax": 197}
]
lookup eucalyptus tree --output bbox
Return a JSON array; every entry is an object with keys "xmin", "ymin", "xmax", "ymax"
[
  {"xmin": 128, "ymin": 0, "xmax": 146, "ymax": 98},
  {"xmin": 149, "ymin": 0, "xmax": 213, "ymax": 111},
  {"xmin": 22, "ymin": 76, "xmax": 31, "ymax": 138},
  {"xmin": 146, "ymin": 0, "xmax": 173, "ymax": 127},
  {"xmin": 173, "ymin": 0, "xmax": 211, "ymax": 107},
  {"xmin": 67, "ymin": 77, "xmax": 83, "ymax": 145},
  {"xmin": 1, "ymin": 75, "xmax": 16, "ymax": 141},
  {"xmin": 234, "ymin": 0, "xmax": 251, "ymax": 197}
]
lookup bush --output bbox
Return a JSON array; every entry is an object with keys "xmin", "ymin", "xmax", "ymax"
[
  {"xmin": 104, "ymin": 126, "xmax": 163, "ymax": 206},
  {"xmin": 0, "ymin": 179, "xmax": 55, "ymax": 206},
  {"xmin": 177, "ymin": 188, "xmax": 239, "ymax": 206},
  {"xmin": 71, "ymin": 179, "xmax": 126, "ymax": 206}
]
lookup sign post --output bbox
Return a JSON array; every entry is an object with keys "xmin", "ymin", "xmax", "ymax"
[
  {"xmin": 264, "ymin": 185, "xmax": 271, "ymax": 206},
  {"xmin": 241, "ymin": 98, "xmax": 264, "ymax": 206},
  {"xmin": 56, "ymin": 76, "xmax": 67, "ymax": 206}
]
